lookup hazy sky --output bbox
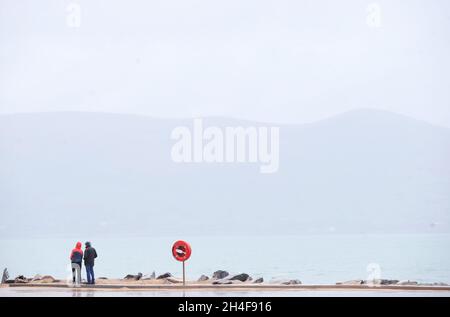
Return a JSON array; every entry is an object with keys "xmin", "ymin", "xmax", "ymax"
[{"xmin": 1, "ymin": 0, "xmax": 449, "ymax": 126}]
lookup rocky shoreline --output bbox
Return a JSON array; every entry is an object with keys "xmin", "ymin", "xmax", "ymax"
[{"xmin": 2, "ymin": 270, "xmax": 449, "ymax": 287}]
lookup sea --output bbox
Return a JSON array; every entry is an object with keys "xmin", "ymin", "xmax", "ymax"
[{"xmin": 1, "ymin": 234, "xmax": 449, "ymax": 286}]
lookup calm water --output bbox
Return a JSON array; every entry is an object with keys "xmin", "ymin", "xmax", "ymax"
[
  {"xmin": 0, "ymin": 234, "xmax": 449, "ymax": 285},
  {"xmin": 1, "ymin": 288, "xmax": 450, "ymax": 297}
]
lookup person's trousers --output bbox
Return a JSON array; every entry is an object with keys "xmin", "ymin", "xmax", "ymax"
[
  {"xmin": 85, "ymin": 265, "xmax": 95, "ymax": 284},
  {"xmin": 71, "ymin": 263, "xmax": 81, "ymax": 285}
]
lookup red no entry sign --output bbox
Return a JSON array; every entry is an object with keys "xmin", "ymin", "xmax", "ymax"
[{"xmin": 172, "ymin": 240, "xmax": 192, "ymax": 262}]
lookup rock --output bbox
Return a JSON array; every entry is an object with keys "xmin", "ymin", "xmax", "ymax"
[
  {"xmin": 212, "ymin": 270, "xmax": 229, "ymax": 280},
  {"xmin": 14, "ymin": 275, "xmax": 29, "ymax": 284},
  {"xmin": 141, "ymin": 271, "xmax": 156, "ymax": 280},
  {"xmin": 124, "ymin": 273, "xmax": 143, "ymax": 280},
  {"xmin": 14, "ymin": 279, "xmax": 28, "ymax": 284},
  {"xmin": 229, "ymin": 273, "xmax": 251, "ymax": 282},
  {"xmin": 30, "ymin": 275, "xmax": 57, "ymax": 283},
  {"xmin": 281, "ymin": 279, "xmax": 302, "ymax": 285},
  {"xmin": 40, "ymin": 275, "xmax": 58, "ymax": 283},
  {"xmin": 270, "ymin": 278, "xmax": 302, "ymax": 285},
  {"xmin": 198, "ymin": 275, "xmax": 209, "ymax": 282},
  {"xmin": 31, "ymin": 274, "xmax": 43, "ymax": 282},
  {"xmin": 419, "ymin": 282, "xmax": 449, "ymax": 286},
  {"xmin": 149, "ymin": 271, "xmax": 157, "ymax": 280},
  {"xmin": 165, "ymin": 277, "xmax": 183, "ymax": 284},
  {"xmin": 363, "ymin": 279, "xmax": 399, "ymax": 285},
  {"xmin": 380, "ymin": 279, "xmax": 399, "ymax": 285},
  {"xmin": 212, "ymin": 279, "xmax": 233, "ymax": 285},
  {"xmin": 1, "ymin": 268, "xmax": 9, "ymax": 284},
  {"xmin": 157, "ymin": 272, "xmax": 172, "ymax": 279},
  {"xmin": 431, "ymin": 282, "xmax": 449, "ymax": 286},
  {"xmin": 336, "ymin": 280, "xmax": 364, "ymax": 285},
  {"xmin": 337, "ymin": 279, "xmax": 400, "ymax": 286},
  {"xmin": 397, "ymin": 280, "xmax": 418, "ymax": 286},
  {"xmin": 253, "ymin": 277, "xmax": 264, "ymax": 284}
]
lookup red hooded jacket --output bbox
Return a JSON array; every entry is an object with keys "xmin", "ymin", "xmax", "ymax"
[{"xmin": 70, "ymin": 242, "xmax": 83, "ymax": 263}]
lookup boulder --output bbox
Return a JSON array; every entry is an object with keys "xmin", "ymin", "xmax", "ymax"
[
  {"xmin": 419, "ymin": 282, "xmax": 449, "ymax": 286},
  {"xmin": 212, "ymin": 270, "xmax": 229, "ymax": 280},
  {"xmin": 124, "ymin": 273, "xmax": 143, "ymax": 280},
  {"xmin": 30, "ymin": 274, "xmax": 59, "ymax": 283},
  {"xmin": 363, "ymin": 279, "xmax": 399, "ymax": 285},
  {"xmin": 380, "ymin": 279, "xmax": 399, "ymax": 285},
  {"xmin": 229, "ymin": 273, "xmax": 251, "ymax": 282},
  {"xmin": 253, "ymin": 277, "xmax": 264, "ymax": 284},
  {"xmin": 141, "ymin": 271, "xmax": 156, "ymax": 280},
  {"xmin": 397, "ymin": 280, "xmax": 418, "ymax": 286},
  {"xmin": 431, "ymin": 282, "xmax": 449, "ymax": 286},
  {"xmin": 157, "ymin": 272, "xmax": 172, "ymax": 279},
  {"xmin": 31, "ymin": 274, "xmax": 43, "ymax": 282},
  {"xmin": 165, "ymin": 277, "xmax": 183, "ymax": 284},
  {"xmin": 1, "ymin": 268, "xmax": 9, "ymax": 284},
  {"xmin": 198, "ymin": 275, "xmax": 209, "ymax": 282},
  {"xmin": 281, "ymin": 279, "xmax": 302, "ymax": 285},
  {"xmin": 14, "ymin": 275, "xmax": 29, "ymax": 284},
  {"xmin": 270, "ymin": 278, "xmax": 301, "ymax": 285},
  {"xmin": 336, "ymin": 280, "xmax": 364, "ymax": 285},
  {"xmin": 212, "ymin": 279, "xmax": 233, "ymax": 285},
  {"xmin": 36, "ymin": 275, "xmax": 57, "ymax": 283}
]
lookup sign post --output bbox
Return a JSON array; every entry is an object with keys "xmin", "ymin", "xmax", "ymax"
[
  {"xmin": 172, "ymin": 240, "xmax": 192, "ymax": 286},
  {"xmin": 182, "ymin": 261, "xmax": 186, "ymax": 285}
]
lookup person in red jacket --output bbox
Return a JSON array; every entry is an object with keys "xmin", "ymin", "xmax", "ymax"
[{"xmin": 70, "ymin": 242, "xmax": 83, "ymax": 284}]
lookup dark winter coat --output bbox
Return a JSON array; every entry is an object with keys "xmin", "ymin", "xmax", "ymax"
[{"xmin": 84, "ymin": 244, "xmax": 98, "ymax": 266}]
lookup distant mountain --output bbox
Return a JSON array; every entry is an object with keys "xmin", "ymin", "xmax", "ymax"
[{"xmin": 0, "ymin": 109, "xmax": 449, "ymax": 237}]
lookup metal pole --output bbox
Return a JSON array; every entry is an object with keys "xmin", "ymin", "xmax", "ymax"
[{"xmin": 182, "ymin": 261, "xmax": 186, "ymax": 286}]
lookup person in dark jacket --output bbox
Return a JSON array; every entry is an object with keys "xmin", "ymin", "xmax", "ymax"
[
  {"xmin": 70, "ymin": 242, "xmax": 83, "ymax": 284},
  {"xmin": 84, "ymin": 241, "xmax": 98, "ymax": 285}
]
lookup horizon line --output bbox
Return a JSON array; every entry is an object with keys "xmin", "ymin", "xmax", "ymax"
[{"xmin": 0, "ymin": 108, "xmax": 448, "ymax": 130}]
